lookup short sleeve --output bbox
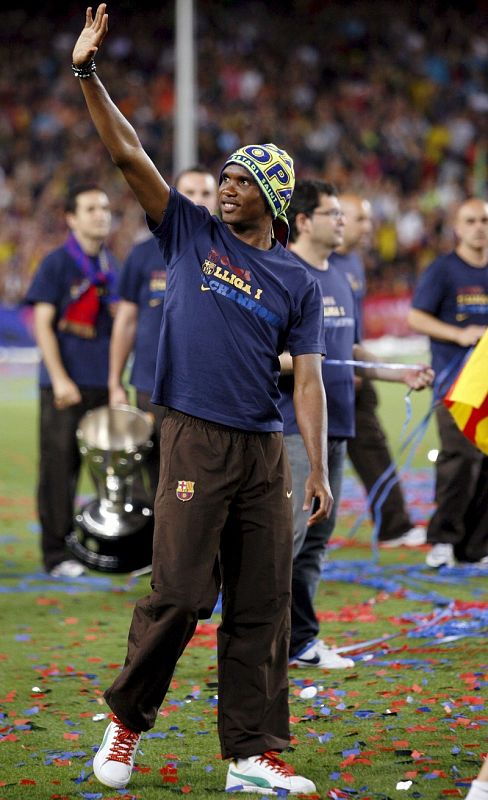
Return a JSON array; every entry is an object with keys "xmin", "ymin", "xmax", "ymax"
[
  {"xmin": 411, "ymin": 259, "xmax": 445, "ymax": 315},
  {"xmin": 147, "ymin": 188, "xmax": 212, "ymax": 265},
  {"xmin": 286, "ymin": 278, "xmax": 326, "ymax": 358}
]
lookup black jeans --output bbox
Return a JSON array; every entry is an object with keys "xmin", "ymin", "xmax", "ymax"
[
  {"xmin": 38, "ymin": 386, "xmax": 108, "ymax": 571},
  {"xmin": 428, "ymin": 403, "xmax": 488, "ymax": 562},
  {"xmin": 347, "ymin": 378, "xmax": 413, "ymax": 541}
]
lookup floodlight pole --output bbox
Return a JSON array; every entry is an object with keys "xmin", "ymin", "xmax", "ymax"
[{"xmin": 173, "ymin": 0, "xmax": 197, "ymax": 175}]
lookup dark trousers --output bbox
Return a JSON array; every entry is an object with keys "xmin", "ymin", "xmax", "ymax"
[
  {"xmin": 105, "ymin": 409, "xmax": 293, "ymax": 759},
  {"xmin": 347, "ymin": 378, "xmax": 412, "ymax": 541},
  {"xmin": 135, "ymin": 391, "xmax": 167, "ymax": 505},
  {"xmin": 428, "ymin": 404, "xmax": 488, "ymax": 562},
  {"xmin": 38, "ymin": 386, "xmax": 108, "ymax": 571}
]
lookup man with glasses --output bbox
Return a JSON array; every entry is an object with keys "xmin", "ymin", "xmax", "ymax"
[{"xmin": 279, "ymin": 180, "xmax": 433, "ymax": 669}]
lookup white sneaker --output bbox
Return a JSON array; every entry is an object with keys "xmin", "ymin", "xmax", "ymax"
[
  {"xmin": 289, "ymin": 639, "xmax": 354, "ymax": 669},
  {"xmin": 380, "ymin": 526, "xmax": 427, "ymax": 548},
  {"xmin": 93, "ymin": 716, "xmax": 141, "ymax": 788},
  {"xmin": 425, "ymin": 543, "xmax": 455, "ymax": 568},
  {"xmin": 49, "ymin": 560, "xmax": 85, "ymax": 578},
  {"xmin": 225, "ymin": 751, "xmax": 316, "ymax": 795}
]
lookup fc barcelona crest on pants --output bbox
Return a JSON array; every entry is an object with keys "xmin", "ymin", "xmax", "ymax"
[{"xmin": 176, "ymin": 480, "xmax": 195, "ymax": 502}]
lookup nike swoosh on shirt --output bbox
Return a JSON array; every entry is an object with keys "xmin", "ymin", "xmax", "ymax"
[
  {"xmin": 201, "ymin": 284, "xmax": 211, "ymax": 291},
  {"xmin": 286, "ymin": 490, "xmax": 293, "ymax": 499}
]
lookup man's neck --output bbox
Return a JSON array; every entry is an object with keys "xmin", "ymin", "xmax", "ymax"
[
  {"xmin": 226, "ymin": 221, "xmax": 273, "ymax": 251},
  {"xmin": 72, "ymin": 232, "xmax": 104, "ymax": 257},
  {"xmin": 456, "ymin": 243, "xmax": 488, "ymax": 268},
  {"xmin": 335, "ymin": 244, "xmax": 354, "ymax": 256},
  {"xmin": 290, "ymin": 240, "xmax": 330, "ymax": 270}
]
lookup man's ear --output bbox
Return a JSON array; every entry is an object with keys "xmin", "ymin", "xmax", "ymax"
[
  {"xmin": 65, "ymin": 212, "xmax": 75, "ymax": 231},
  {"xmin": 295, "ymin": 211, "xmax": 310, "ymax": 235}
]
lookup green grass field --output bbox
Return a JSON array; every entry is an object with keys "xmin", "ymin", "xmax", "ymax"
[{"xmin": 0, "ymin": 363, "xmax": 486, "ymax": 800}]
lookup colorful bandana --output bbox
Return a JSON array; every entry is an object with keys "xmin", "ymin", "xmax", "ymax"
[
  {"xmin": 221, "ymin": 143, "xmax": 295, "ymax": 245},
  {"xmin": 58, "ymin": 234, "xmax": 118, "ymax": 339}
]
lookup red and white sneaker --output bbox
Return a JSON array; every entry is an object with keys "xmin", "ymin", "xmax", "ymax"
[
  {"xmin": 225, "ymin": 751, "xmax": 316, "ymax": 795},
  {"xmin": 93, "ymin": 715, "xmax": 141, "ymax": 788}
]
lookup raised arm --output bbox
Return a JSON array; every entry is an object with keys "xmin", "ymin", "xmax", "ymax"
[
  {"xmin": 292, "ymin": 353, "xmax": 333, "ymax": 525},
  {"xmin": 72, "ymin": 5, "xmax": 170, "ymax": 225}
]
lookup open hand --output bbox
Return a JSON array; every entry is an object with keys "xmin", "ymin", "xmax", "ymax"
[{"xmin": 72, "ymin": 4, "xmax": 108, "ymax": 66}]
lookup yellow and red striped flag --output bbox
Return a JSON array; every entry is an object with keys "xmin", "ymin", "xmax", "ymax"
[{"xmin": 443, "ymin": 330, "xmax": 488, "ymax": 454}]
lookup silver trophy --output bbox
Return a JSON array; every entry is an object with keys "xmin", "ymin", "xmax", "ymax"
[{"xmin": 67, "ymin": 404, "xmax": 155, "ymax": 572}]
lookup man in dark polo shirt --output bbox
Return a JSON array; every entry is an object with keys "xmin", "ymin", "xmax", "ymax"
[
  {"xmin": 330, "ymin": 193, "xmax": 426, "ymax": 548},
  {"xmin": 25, "ymin": 182, "xmax": 119, "ymax": 578},
  {"xmin": 408, "ymin": 197, "xmax": 488, "ymax": 568}
]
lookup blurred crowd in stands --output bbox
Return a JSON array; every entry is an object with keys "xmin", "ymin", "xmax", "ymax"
[{"xmin": 1, "ymin": 0, "xmax": 487, "ymax": 306}]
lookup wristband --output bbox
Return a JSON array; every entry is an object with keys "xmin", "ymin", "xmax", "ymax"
[{"xmin": 72, "ymin": 59, "xmax": 96, "ymax": 79}]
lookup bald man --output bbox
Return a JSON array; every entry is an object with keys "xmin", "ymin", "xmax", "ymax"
[
  {"xmin": 330, "ymin": 194, "xmax": 426, "ymax": 547},
  {"xmin": 109, "ymin": 166, "xmax": 218, "ymax": 503},
  {"xmin": 408, "ymin": 198, "xmax": 488, "ymax": 567}
]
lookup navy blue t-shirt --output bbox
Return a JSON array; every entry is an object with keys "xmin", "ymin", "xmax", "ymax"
[
  {"xmin": 329, "ymin": 250, "xmax": 366, "ymax": 337},
  {"xmin": 24, "ymin": 244, "xmax": 119, "ymax": 388},
  {"xmin": 118, "ymin": 237, "xmax": 166, "ymax": 393},
  {"xmin": 148, "ymin": 189, "xmax": 325, "ymax": 432},
  {"xmin": 278, "ymin": 256, "xmax": 359, "ymax": 438},
  {"xmin": 411, "ymin": 251, "xmax": 488, "ymax": 389}
]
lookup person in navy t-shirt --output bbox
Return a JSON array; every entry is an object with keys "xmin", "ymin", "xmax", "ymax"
[
  {"xmin": 279, "ymin": 181, "xmax": 433, "ymax": 672},
  {"xmin": 24, "ymin": 182, "xmax": 119, "ymax": 578},
  {"xmin": 108, "ymin": 166, "xmax": 217, "ymax": 502},
  {"xmin": 73, "ymin": 7, "xmax": 333, "ymax": 795},
  {"xmin": 331, "ymin": 193, "xmax": 426, "ymax": 548},
  {"xmin": 409, "ymin": 197, "xmax": 488, "ymax": 568}
]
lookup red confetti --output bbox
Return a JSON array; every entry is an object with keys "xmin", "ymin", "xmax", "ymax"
[{"xmin": 161, "ymin": 765, "xmax": 178, "ymax": 784}]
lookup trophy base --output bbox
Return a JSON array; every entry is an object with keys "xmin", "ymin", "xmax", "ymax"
[{"xmin": 67, "ymin": 500, "xmax": 154, "ymax": 573}]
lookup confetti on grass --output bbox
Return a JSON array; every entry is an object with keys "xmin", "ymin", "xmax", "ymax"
[{"xmin": 1, "ymin": 469, "xmax": 487, "ymax": 799}]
